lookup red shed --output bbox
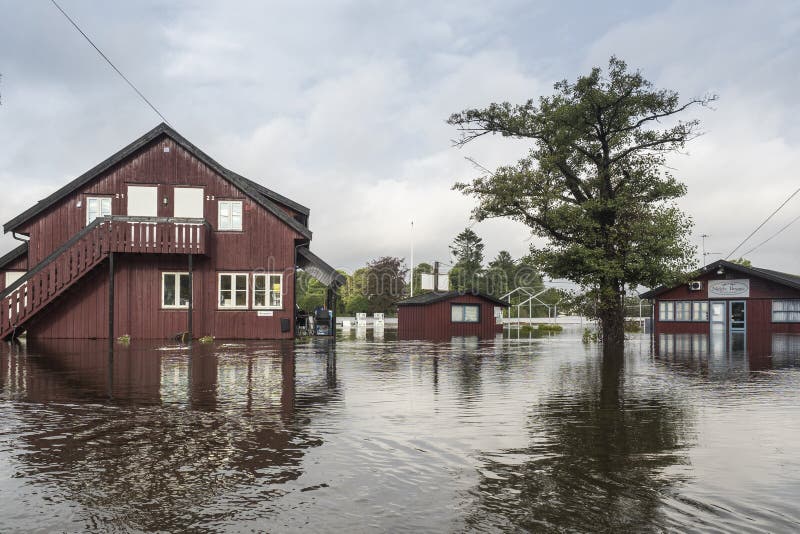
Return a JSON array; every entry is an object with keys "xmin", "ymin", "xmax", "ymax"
[
  {"xmin": 642, "ymin": 259, "xmax": 800, "ymax": 345},
  {"xmin": 397, "ymin": 291, "xmax": 508, "ymax": 341},
  {"xmin": 0, "ymin": 123, "xmax": 344, "ymax": 341}
]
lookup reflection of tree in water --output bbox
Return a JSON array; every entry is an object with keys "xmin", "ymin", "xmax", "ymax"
[
  {"xmin": 465, "ymin": 350, "xmax": 694, "ymax": 532},
  {"xmin": 8, "ymin": 340, "xmax": 339, "ymax": 532}
]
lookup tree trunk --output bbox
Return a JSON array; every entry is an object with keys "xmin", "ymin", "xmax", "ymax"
[{"xmin": 597, "ymin": 279, "xmax": 626, "ymax": 351}]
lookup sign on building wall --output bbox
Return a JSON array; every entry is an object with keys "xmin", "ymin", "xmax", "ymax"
[{"xmin": 708, "ymin": 279, "xmax": 750, "ymax": 298}]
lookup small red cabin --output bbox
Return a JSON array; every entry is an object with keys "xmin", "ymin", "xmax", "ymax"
[
  {"xmin": 642, "ymin": 260, "xmax": 800, "ymax": 354},
  {"xmin": 397, "ymin": 291, "xmax": 508, "ymax": 341},
  {"xmin": 0, "ymin": 123, "xmax": 343, "ymax": 341}
]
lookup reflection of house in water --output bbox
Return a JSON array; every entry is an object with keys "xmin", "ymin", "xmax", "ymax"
[
  {"xmin": 0, "ymin": 340, "xmax": 339, "ymax": 531},
  {"xmin": 655, "ymin": 331, "xmax": 800, "ymax": 375}
]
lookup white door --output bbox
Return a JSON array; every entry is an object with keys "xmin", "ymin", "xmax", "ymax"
[
  {"xmin": 127, "ymin": 186, "xmax": 158, "ymax": 217},
  {"xmin": 173, "ymin": 187, "xmax": 204, "ymax": 218}
]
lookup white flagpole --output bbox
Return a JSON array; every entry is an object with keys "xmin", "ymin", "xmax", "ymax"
[{"xmin": 410, "ymin": 220, "xmax": 414, "ymax": 297}]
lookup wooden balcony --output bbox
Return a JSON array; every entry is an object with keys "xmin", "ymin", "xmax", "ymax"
[
  {"xmin": 103, "ymin": 216, "xmax": 210, "ymax": 255},
  {"xmin": 0, "ymin": 216, "xmax": 211, "ymax": 339}
]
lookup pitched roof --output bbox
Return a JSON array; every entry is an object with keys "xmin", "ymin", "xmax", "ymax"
[
  {"xmin": 0, "ymin": 242, "xmax": 27, "ymax": 270},
  {"xmin": 639, "ymin": 259, "xmax": 800, "ymax": 299},
  {"xmin": 398, "ymin": 290, "xmax": 510, "ymax": 307},
  {"xmin": 3, "ymin": 123, "xmax": 311, "ymax": 239}
]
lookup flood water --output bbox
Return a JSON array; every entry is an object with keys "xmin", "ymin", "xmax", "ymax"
[{"xmin": 2, "ymin": 330, "xmax": 800, "ymax": 532}]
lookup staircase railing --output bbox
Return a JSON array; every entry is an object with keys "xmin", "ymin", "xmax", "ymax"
[{"xmin": 1, "ymin": 216, "xmax": 209, "ymax": 339}]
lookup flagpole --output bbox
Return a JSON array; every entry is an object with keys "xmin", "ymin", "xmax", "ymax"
[{"xmin": 410, "ymin": 220, "xmax": 414, "ymax": 297}]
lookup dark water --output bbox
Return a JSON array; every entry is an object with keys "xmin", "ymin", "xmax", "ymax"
[{"xmin": 1, "ymin": 331, "xmax": 800, "ymax": 533}]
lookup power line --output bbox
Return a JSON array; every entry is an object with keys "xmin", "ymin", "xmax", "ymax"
[
  {"xmin": 50, "ymin": 0, "xmax": 170, "ymax": 125},
  {"xmin": 740, "ymin": 212, "xmax": 800, "ymax": 257},
  {"xmin": 726, "ymin": 185, "xmax": 800, "ymax": 259}
]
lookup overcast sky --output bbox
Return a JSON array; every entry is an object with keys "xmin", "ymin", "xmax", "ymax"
[{"xmin": 1, "ymin": 0, "xmax": 798, "ymax": 277}]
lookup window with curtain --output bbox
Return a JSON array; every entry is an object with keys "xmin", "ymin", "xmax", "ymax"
[
  {"xmin": 218, "ymin": 200, "xmax": 243, "ymax": 230},
  {"xmin": 692, "ymin": 301, "xmax": 709, "ymax": 321},
  {"xmin": 772, "ymin": 300, "xmax": 800, "ymax": 322},
  {"xmin": 659, "ymin": 301, "xmax": 675, "ymax": 321},
  {"xmin": 451, "ymin": 304, "xmax": 480, "ymax": 323},
  {"xmin": 675, "ymin": 301, "xmax": 692, "ymax": 321}
]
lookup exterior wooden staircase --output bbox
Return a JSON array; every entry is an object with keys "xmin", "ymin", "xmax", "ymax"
[{"xmin": 1, "ymin": 216, "xmax": 209, "ymax": 341}]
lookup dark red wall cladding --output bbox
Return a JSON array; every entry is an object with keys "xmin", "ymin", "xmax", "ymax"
[
  {"xmin": 656, "ymin": 270, "xmax": 800, "ymax": 302},
  {"xmin": 0, "ymin": 134, "xmax": 306, "ymax": 340},
  {"xmin": 16, "ymin": 138, "xmax": 304, "ymax": 266},
  {"xmin": 398, "ymin": 294, "xmax": 504, "ymax": 341}
]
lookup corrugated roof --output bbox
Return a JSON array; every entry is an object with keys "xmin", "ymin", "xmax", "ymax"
[
  {"xmin": 3, "ymin": 123, "xmax": 311, "ymax": 239},
  {"xmin": 398, "ymin": 291, "xmax": 510, "ymax": 307},
  {"xmin": 297, "ymin": 246, "xmax": 346, "ymax": 288},
  {"xmin": 640, "ymin": 259, "xmax": 800, "ymax": 299}
]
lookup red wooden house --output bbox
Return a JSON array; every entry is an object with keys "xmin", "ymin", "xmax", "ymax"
[
  {"xmin": 397, "ymin": 291, "xmax": 508, "ymax": 341},
  {"xmin": 642, "ymin": 259, "xmax": 800, "ymax": 342},
  {"xmin": 0, "ymin": 123, "xmax": 343, "ymax": 340}
]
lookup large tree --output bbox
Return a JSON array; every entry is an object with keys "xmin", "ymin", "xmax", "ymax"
[
  {"xmin": 485, "ymin": 250, "xmax": 515, "ymax": 297},
  {"xmin": 365, "ymin": 256, "xmax": 408, "ymax": 314},
  {"xmin": 449, "ymin": 57, "xmax": 710, "ymax": 348},
  {"xmin": 449, "ymin": 227, "xmax": 485, "ymax": 292}
]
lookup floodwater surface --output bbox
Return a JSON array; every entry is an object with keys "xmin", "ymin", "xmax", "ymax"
[{"xmin": 1, "ymin": 331, "xmax": 800, "ymax": 532}]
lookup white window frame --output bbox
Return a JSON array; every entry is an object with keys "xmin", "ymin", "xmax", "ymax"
[
  {"xmin": 218, "ymin": 200, "xmax": 243, "ymax": 231},
  {"xmin": 218, "ymin": 272, "xmax": 249, "ymax": 309},
  {"xmin": 86, "ymin": 196, "xmax": 112, "ymax": 225},
  {"xmin": 253, "ymin": 273, "xmax": 283, "ymax": 309},
  {"xmin": 161, "ymin": 272, "xmax": 192, "ymax": 309},
  {"xmin": 451, "ymin": 303, "xmax": 480, "ymax": 323}
]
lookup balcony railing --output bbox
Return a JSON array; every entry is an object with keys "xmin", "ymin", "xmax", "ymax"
[
  {"xmin": 104, "ymin": 216, "xmax": 210, "ymax": 255},
  {"xmin": 0, "ymin": 216, "xmax": 211, "ymax": 339}
]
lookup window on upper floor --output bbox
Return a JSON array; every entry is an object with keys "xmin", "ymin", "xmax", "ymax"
[
  {"xmin": 174, "ymin": 187, "xmax": 204, "ymax": 219},
  {"xmin": 253, "ymin": 273, "xmax": 283, "ymax": 309},
  {"xmin": 218, "ymin": 200, "xmax": 243, "ymax": 231},
  {"xmin": 86, "ymin": 197, "xmax": 112, "ymax": 225}
]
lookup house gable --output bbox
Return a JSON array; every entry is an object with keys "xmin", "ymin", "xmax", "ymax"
[{"xmin": 3, "ymin": 123, "xmax": 311, "ymax": 239}]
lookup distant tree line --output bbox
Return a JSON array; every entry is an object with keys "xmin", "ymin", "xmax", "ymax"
[{"xmin": 296, "ymin": 228, "xmax": 566, "ymax": 318}]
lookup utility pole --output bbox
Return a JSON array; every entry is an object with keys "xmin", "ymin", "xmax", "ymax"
[{"xmin": 433, "ymin": 261, "xmax": 440, "ymax": 292}]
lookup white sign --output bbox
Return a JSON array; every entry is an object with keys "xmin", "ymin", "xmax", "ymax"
[
  {"xmin": 708, "ymin": 279, "xmax": 750, "ymax": 298},
  {"xmin": 420, "ymin": 274, "xmax": 449, "ymax": 291},
  {"xmin": 257, "ymin": 310, "xmax": 274, "ymax": 317}
]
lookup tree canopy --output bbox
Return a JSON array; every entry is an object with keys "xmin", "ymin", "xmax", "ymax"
[
  {"xmin": 449, "ymin": 57, "xmax": 713, "ymax": 347},
  {"xmin": 448, "ymin": 227, "xmax": 485, "ymax": 292}
]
